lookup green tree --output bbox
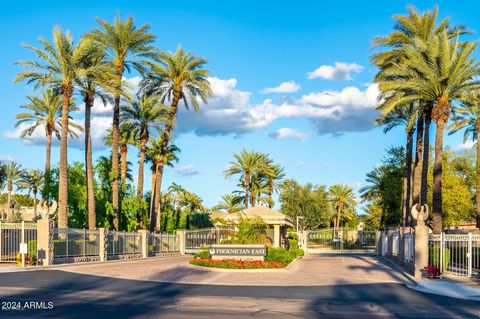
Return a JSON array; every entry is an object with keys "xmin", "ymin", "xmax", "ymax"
[
  {"xmin": 212, "ymin": 194, "xmax": 244, "ymax": 213},
  {"xmin": 18, "ymin": 169, "xmax": 44, "ymax": 214},
  {"xmin": 15, "ymin": 27, "xmax": 96, "ymax": 228},
  {"xmin": 4, "ymin": 161, "xmax": 24, "ymax": 213},
  {"xmin": 449, "ymin": 95, "xmax": 480, "ymax": 227},
  {"xmin": 89, "ymin": 14, "xmax": 157, "ymax": 230},
  {"xmin": 15, "ymin": 88, "xmax": 82, "ymax": 175},
  {"xmin": 329, "ymin": 184, "xmax": 357, "ymax": 232},
  {"xmin": 141, "ymin": 46, "xmax": 212, "ymax": 227},
  {"xmin": 121, "ymin": 94, "xmax": 166, "ymax": 198}
]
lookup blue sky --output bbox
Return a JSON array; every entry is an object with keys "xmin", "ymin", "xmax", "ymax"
[{"xmin": 1, "ymin": 1, "xmax": 478, "ymax": 210}]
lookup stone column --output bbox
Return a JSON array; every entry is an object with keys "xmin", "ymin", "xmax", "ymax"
[
  {"xmin": 177, "ymin": 230, "xmax": 186, "ymax": 255},
  {"xmin": 412, "ymin": 205, "xmax": 429, "ymax": 279},
  {"xmin": 98, "ymin": 228, "xmax": 107, "ymax": 261},
  {"xmin": 139, "ymin": 230, "xmax": 148, "ymax": 258},
  {"xmin": 37, "ymin": 218, "xmax": 54, "ymax": 266},
  {"xmin": 273, "ymin": 225, "xmax": 280, "ymax": 248}
]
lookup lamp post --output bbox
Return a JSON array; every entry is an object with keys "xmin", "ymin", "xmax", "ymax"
[{"xmin": 296, "ymin": 216, "xmax": 304, "ymax": 233}]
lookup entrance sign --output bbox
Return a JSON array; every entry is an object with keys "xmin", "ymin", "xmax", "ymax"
[{"xmin": 209, "ymin": 244, "xmax": 267, "ymax": 261}]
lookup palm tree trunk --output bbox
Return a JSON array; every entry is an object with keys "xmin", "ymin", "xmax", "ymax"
[
  {"xmin": 149, "ymin": 164, "xmax": 156, "ymax": 222},
  {"xmin": 153, "ymin": 162, "xmax": 165, "ymax": 231},
  {"xmin": 412, "ymin": 115, "xmax": 424, "ymax": 211},
  {"xmin": 245, "ymin": 173, "xmax": 250, "ymax": 208},
  {"xmin": 7, "ymin": 182, "xmax": 12, "ymax": 212},
  {"xmin": 403, "ymin": 130, "xmax": 414, "ymax": 227},
  {"xmin": 45, "ymin": 131, "xmax": 52, "ymax": 174},
  {"xmin": 336, "ymin": 203, "xmax": 342, "ymax": 231},
  {"xmin": 421, "ymin": 110, "xmax": 432, "ymax": 206},
  {"xmin": 33, "ymin": 189, "xmax": 37, "ymax": 214},
  {"xmin": 111, "ymin": 66, "xmax": 123, "ymax": 230},
  {"xmin": 85, "ymin": 96, "xmax": 96, "ymax": 230},
  {"xmin": 120, "ymin": 145, "xmax": 127, "ymax": 185},
  {"xmin": 137, "ymin": 138, "xmax": 147, "ymax": 198},
  {"xmin": 476, "ymin": 120, "xmax": 480, "ymax": 228},
  {"xmin": 154, "ymin": 92, "xmax": 181, "ymax": 218},
  {"xmin": 432, "ymin": 119, "xmax": 445, "ymax": 234},
  {"xmin": 58, "ymin": 87, "xmax": 71, "ymax": 228}
]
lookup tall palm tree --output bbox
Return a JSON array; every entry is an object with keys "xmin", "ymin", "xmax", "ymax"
[
  {"xmin": 104, "ymin": 123, "xmax": 137, "ymax": 185},
  {"xmin": 145, "ymin": 136, "xmax": 180, "ymax": 229},
  {"xmin": 77, "ymin": 47, "xmax": 118, "ymax": 231},
  {"xmin": 168, "ymin": 183, "xmax": 184, "ymax": 210},
  {"xmin": 329, "ymin": 184, "xmax": 357, "ymax": 232},
  {"xmin": 449, "ymin": 94, "xmax": 480, "ymax": 227},
  {"xmin": 5, "ymin": 161, "xmax": 24, "ymax": 214},
  {"xmin": 121, "ymin": 94, "xmax": 166, "ymax": 198},
  {"xmin": 15, "ymin": 88, "xmax": 82, "ymax": 175},
  {"xmin": 141, "ymin": 46, "xmax": 212, "ymax": 223},
  {"xmin": 224, "ymin": 149, "xmax": 263, "ymax": 209},
  {"xmin": 212, "ymin": 194, "xmax": 244, "ymax": 213},
  {"xmin": 371, "ymin": 5, "xmax": 467, "ymax": 213},
  {"xmin": 89, "ymin": 15, "xmax": 157, "ymax": 230},
  {"xmin": 18, "ymin": 169, "xmax": 44, "ymax": 214},
  {"xmin": 376, "ymin": 31, "xmax": 480, "ymax": 233},
  {"xmin": 15, "ymin": 27, "xmax": 95, "ymax": 228},
  {"xmin": 377, "ymin": 104, "xmax": 417, "ymax": 227}
]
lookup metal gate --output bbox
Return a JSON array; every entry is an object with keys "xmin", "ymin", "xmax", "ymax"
[
  {"xmin": 306, "ymin": 228, "xmax": 376, "ymax": 254},
  {"xmin": 0, "ymin": 222, "xmax": 37, "ymax": 263},
  {"xmin": 185, "ymin": 226, "xmax": 236, "ymax": 254},
  {"xmin": 429, "ymin": 233, "xmax": 480, "ymax": 278}
]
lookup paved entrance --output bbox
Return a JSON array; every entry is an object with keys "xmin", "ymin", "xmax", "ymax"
[{"xmin": 33, "ymin": 254, "xmax": 413, "ymax": 286}]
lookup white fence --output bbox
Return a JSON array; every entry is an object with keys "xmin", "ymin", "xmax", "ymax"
[
  {"xmin": 429, "ymin": 233, "xmax": 480, "ymax": 278},
  {"xmin": 0, "ymin": 222, "xmax": 37, "ymax": 263}
]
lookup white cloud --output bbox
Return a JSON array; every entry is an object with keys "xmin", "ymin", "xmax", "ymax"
[
  {"xmin": 176, "ymin": 77, "xmax": 380, "ymax": 136},
  {"xmin": 175, "ymin": 165, "xmax": 200, "ymax": 177},
  {"xmin": 270, "ymin": 128, "xmax": 307, "ymax": 140},
  {"xmin": 307, "ymin": 62, "xmax": 364, "ymax": 80},
  {"xmin": 4, "ymin": 116, "xmax": 111, "ymax": 151},
  {"xmin": 261, "ymin": 81, "xmax": 300, "ymax": 94},
  {"xmin": 457, "ymin": 140, "xmax": 476, "ymax": 150}
]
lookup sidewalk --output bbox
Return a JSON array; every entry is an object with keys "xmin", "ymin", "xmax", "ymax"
[{"xmin": 410, "ymin": 279, "xmax": 480, "ymax": 301}]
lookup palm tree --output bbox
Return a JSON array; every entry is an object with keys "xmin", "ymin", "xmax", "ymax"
[
  {"xmin": 168, "ymin": 183, "xmax": 184, "ymax": 210},
  {"xmin": 5, "ymin": 161, "xmax": 24, "ymax": 214},
  {"xmin": 141, "ymin": 46, "xmax": 212, "ymax": 221},
  {"xmin": 89, "ymin": 14, "xmax": 157, "ymax": 230},
  {"xmin": 18, "ymin": 169, "xmax": 44, "ymax": 214},
  {"xmin": 121, "ymin": 94, "xmax": 166, "ymax": 198},
  {"xmin": 371, "ymin": 5, "xmax": 467, "ymax": 213},
  {"xmin": 15, "ymin": 88, "xmax": 82, "ymax": 175},
  {"xmin": 224, "ymin": 149, "xmax": 263, "ymax": 208},
  {"xmin": 264, "ymin": 163, "xmax": 285, "ymax": 205},
  {"xmin": 104, "ymin": 123, "xmax": 137, "ymax": 185},
  {"xmin": 77, "ymin": 47, "xmax": 118, "ymax": 231},
  {"xmin": 212, "ymin": 194, "xmax": 244, "ymax": 213},
  {"xmin": 14, "ymin": 27, "xmax": 94, "ymax": 228},
  {"xmin": 145, "ymin": 136, "xmax": 180, "ymax": 229},
  {"xmin": 376, "ymin": 30, "xmax": 480, "ymax": 233},
  {"xmin": 377, "ymin": 104, "xmax": 417, "ymax": 227},
  {"xmin": 329, "ymin": 184, "xmax": 357, "ymax": 232},
  {"xmin": 449, "ymin": 94, "xmax": 480, "ymax": 227}
]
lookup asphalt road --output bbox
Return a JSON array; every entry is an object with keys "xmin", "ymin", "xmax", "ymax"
[{"xmin": 0, "ymin": 270, "xmax": 478, "ymax": 319}]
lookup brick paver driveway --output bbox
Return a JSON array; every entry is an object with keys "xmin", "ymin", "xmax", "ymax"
[{"xmin": 49, "ymin": 254, "xmax": 414, "ymax": 286}]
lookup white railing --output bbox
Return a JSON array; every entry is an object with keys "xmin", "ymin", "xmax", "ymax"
[
  {"xmin": 404, "ymin": 233, "xmax": 414, "ymax": 262},
  {"xmin": 53, "ymin": 228, "xmax": 100, "ymax": 258},
  {"xmin": 429, "ymin": 233, "xmax": 480, "ymax": 278}
]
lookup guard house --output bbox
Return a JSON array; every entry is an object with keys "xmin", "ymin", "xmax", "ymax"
[{"xmin": 211, "ymin": 205, "xmax": 294, "ymax": 247}]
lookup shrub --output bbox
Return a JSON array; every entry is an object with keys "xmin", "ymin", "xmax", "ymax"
[
  {"xmin": 288, "ymin": 232, "xmax": 298, "ymax": 240},
  {"xmin": 288, "ymin": 239, "xmax": 299, "ymax": 250},
  {"xmin": 265, "ymin": 247, "xmax": 294, "ymax": 265},
  {"xmin": 428, "ymin": 247, "xmax": 450, "ymax": 270},
  {"xmin": 292, "ymin": 248, "xmax": 304, "ymax": 257},
  {"xmin": 194, "ymin": 249, "xmax": 210, "ymax": 259}
]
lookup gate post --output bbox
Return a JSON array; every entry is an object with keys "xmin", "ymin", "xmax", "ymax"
[
  {"xmin": 468, "ymin": 233, "xmax": 472, "ymax": 278},
  {"xmin": 177, "ymin": 230, "xmax": 185, "ymax": 255},
  {"xmin": 139, "ymin": 230, "xmax": 148, "ymax": 258},
  {"xmin": 98, "ymin": 228, "xmax": 107, "ymax": 262},
  {"xmin": 37, "ymin": 218, "xmax": 54, "ymax": 266}
]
